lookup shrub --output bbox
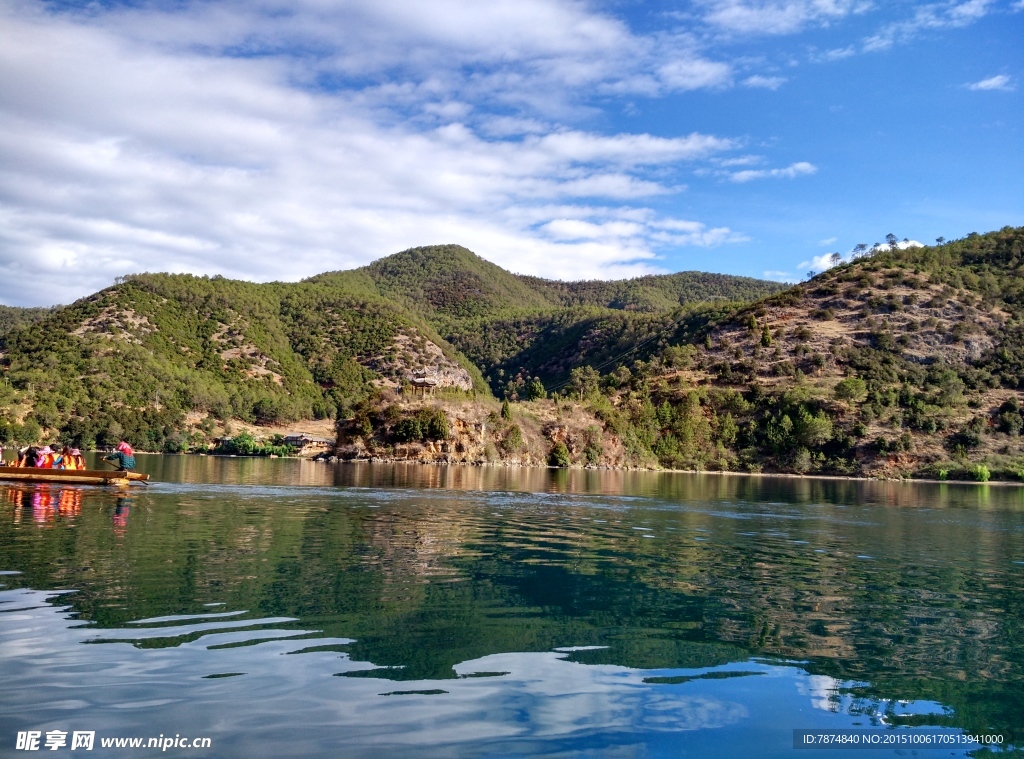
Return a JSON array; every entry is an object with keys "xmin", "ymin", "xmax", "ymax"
[
  {"xmin": 998, "ymin": 411, "xmax": 1023, "ymax": 436},
  {"xmin": 792, "ymin": 447, "xmax": 812, "ymax": 473},
  {"xmin": 422, "ymin": 409, "xmax": 450, "ymax": 440},
  {"xmin": 501, "ymin": 424, "xmax": 524, "ymax": 453},
  {"xmin": 393, "ymin": 417, "xmax": 423, "ymax": 443},
  {"xmin": 357, "ymin": 416, "xmax": 374, "ymax": 439},
  {"xmin": 973, "ymin": 464, "xmax": 991, "ymax": 482},
  {"xmin": 947, "ymin": 417, "xmax": 985, "ymax": 452},
  {"xmin": 548, "ymin": 441, "xmax": 570, "ymax": 467}
]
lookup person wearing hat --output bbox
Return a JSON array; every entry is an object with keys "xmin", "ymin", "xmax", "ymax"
[
  {"xmin": 35, "ymin": 446, "xmax": 55, "ymax": 468},
  {"xmin": 104, "ymin": 441, "xmax": 136, "ymax": 471}
]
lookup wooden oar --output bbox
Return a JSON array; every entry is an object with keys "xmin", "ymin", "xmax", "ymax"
[{"xmin": 97, "ymin": 458, "xmax": 150, "ymax": 484}]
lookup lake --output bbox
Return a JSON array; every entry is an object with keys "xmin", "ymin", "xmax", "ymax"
[{"xmin": 1, "ymin": 455, "xmax": 1022, "ymax": 757}]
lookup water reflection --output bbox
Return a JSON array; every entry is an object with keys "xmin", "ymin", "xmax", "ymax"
[
  {"xmin": 0, "ymin": 588, "xmax": 974, "ymax": 759},
  {"xmin": 104, "ymin": 452, "xmax": 1024, "ymax": 510},
  {"xmin": 1, "ymin": 463, "xmax": 1022, "ymax": 756},
  {"xmin": 112, "ymin": 497, "xmax": 131, "ymax": 538}
]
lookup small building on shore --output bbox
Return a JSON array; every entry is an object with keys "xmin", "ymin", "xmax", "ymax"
[{"xmin": 283, "ymin": 434, "xmax": 334, "ymax": 456}]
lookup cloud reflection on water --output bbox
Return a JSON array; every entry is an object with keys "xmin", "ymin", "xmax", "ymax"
[{"xmin": 0, "ymin": 588, "xmax": 970, "ymax": 758}]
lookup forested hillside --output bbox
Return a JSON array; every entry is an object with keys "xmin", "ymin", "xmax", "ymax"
[
  {"xmin": 0, "ymin": 305, "xmax": 54, "ymax": 337},
  {"xmin": 0, "ymin": 248, "xmax": 782, "ymax": 453},
  {"xmin": 541, "ymin": 226, "xmax": 1024, "ymax": 479},
  {"xmin": 342, "ymin": 227, "xmax": 1024, "ymax": 481},
  {"xmin": 519, "ymin": 271, "xmax": 786, "ymax": 312},
  {"xmin": 7, "ymin": 228, "xmax": 1023, "ymax": 481},
  {"xmin": 311, "ymin": 244, "xmax": 786, "ymax": 396}
]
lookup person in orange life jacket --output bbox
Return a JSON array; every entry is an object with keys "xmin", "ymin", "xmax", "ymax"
[
  {"xmin": 34, "ymin": 446, "xmax": 56, "ymax": 468},
  {"xmin": 59, "ymin": 446, "xmax": 77, "ymax": 470}
]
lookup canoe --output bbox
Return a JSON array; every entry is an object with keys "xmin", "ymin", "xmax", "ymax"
[{"xmin": 0, "ymin": 466, "xmax": 149, "ymax": 486}]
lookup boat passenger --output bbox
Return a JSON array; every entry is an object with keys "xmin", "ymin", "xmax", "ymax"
[
  {"xmin": 72, "ymin": 449, "xmax": 86, "ymax": 470},
  {"xmin": 35, "ymin": 446, "xmax": 55, "ymax": 468},
  {"xmin": 104, "ymin": 441, "xmax": 136, "ymax": 472},
  {"xmin": 60, "ymin": 446, "xmax": 78, "ymax": 470},
  {"xmin": 21, "ymin": 447, "xmax": 39, "ymax": 468}
]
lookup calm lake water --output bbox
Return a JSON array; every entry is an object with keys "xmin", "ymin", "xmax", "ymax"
[{"xmin": 2, "ymin": 455, "xmax": 1022, "ymax": 757}]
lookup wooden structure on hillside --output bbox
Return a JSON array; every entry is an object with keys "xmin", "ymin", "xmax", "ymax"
[{"xmin": 410, "ymin": 373, "xmax": 438, "ymax": 397}]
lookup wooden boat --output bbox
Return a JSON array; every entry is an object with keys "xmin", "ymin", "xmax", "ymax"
[{"xmin": 0, "ymin": 466, "xmax": 149, "ymax": 486}]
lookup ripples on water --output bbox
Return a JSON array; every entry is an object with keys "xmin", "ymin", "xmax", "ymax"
[{"xmin": 1, "ymin": 456, "xmax": 1022, "ymax": 757}]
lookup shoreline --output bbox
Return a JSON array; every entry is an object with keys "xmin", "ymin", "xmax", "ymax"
[
  {"xmin": 3, "ymin": 448, "xmax": 1015, "ymax": 487},
  {"xmin": 314, "ymin": 454, "xmax": 1024, "ymax": 487},
  {"xmin": 9, "ymin": 448, "xmax": 999, "ymax": 487}
]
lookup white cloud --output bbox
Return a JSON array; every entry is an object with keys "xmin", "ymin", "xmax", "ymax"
[
  {"xmin": 717, "ymin": 155, "xmax": 763, "ymax": 167},
  {"xmin": 697, "ymin": 0, "xmax": 870, "ymax": 35},
  {"xmin": 967, "ymin": 74, "xmax": 1014, "ymax": 91},
  {"xmin": 797, "ymin": 252, "xmax": 844, "ymax": 270},
  {"xmin": 818, "ymin": 236, "xmax": 838, "ymax": 245},
  {"xmin": 870, "ymin": 239, "xmax": 924, "ymax": 251},
  {"xmin": 729, "ymin": 161, "xmax": 817, "ymax": 182},
  {"xmin": 863, "ymin": 0, "xmax": 995, "ymax": 51},
  {"xmin": 0, "ymin": 1, "xmax": 750, "ymax": 305},
  {"xmin": 656, "ymin": 58, "xmax": 734, "ymax": 91},
  {"xmin": 812, "ymin": 46, "xmax": 857, "ymax": 62},
  {"xmin": 742, "ymin": 74, "xmax": 787, "ymax": 89},
  {"xmin": 539, "ymin": 214, "xmax": 744, "ymax": 250},
  {"xmin": 531, "ymin": 130, "xmax": 735, "ymax": 166},
  {"xmin": 763, "ymin": 270, "xmax": 799, "ymax": 282},
  {"xmin": 541, "ymin": 219, "xmax": 646, "ymax": 240}
]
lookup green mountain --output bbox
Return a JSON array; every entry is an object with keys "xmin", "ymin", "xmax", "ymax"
[
  {"xmin": 336, "ymin": 226, "xmax": 1024, "ymax": 481},
  {"xmin": 9, "ymin": 226, "xmax": 1024, "ymax": 481},
  {"xmin": 567, "ymin": 225, "xmax": 1024, "ymax": 479},
  {"xmin": 317, "ymin": 244, "xmax": 787, "ymax": 393},
  {"xmin": 0, "ymin": 248, "xmax": 783, "ymax": 452},
  {"xmin": 520, "ymin": 270, "xmax": 787, "ymax": 312}
]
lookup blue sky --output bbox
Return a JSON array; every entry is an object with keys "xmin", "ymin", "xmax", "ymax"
[{"xmin": 0, "ymin": 0, "xmax": 1021, "ymax": 306}]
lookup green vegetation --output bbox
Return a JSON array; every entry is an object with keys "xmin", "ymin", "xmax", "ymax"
[
  {"xmin": 0, "ymin": 305, "xmax": 55, "ymax": 337},
  {"xmin": 214, "ymin": 432, "xmax": 294, "ymax": 457},
  {"xmin": 551, "ymin": 225, "xmax": 1024, "ymax": 479},
  {"xmin": 548, "ymin": 441, "xmax": 570, "ymax": 467},
  {"xmin": 0, "ymin": 244, "xmax": 783, "ymax": 452},
  {"xmin": 520, "ymin": 270, "xmax": 787, "ymax": 312},
  {"xmin": 5, "ymin": 227, "xmax": 1024, "ymax": 479}
]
